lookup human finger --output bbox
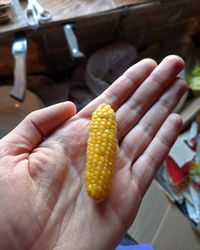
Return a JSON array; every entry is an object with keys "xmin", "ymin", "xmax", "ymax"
[
  {"xmin": 131, "ymin": 113, "xmax": 183, "ymax": 196},
  {"xmin": 119, "ymin": 77, "xmax": 186, "ymax": 164},
  {"xmin": 116, "ymin": 55, "xmax": 184, "ymax": 140},
  {"xmin": 2, "ymin": 102, "xmax": 77, "ymax": 153},
  {"xmin": 78, "ymin": 58, "xmax": 157, "ymax": 118}
]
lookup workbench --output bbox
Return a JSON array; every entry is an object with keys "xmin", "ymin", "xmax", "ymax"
[
  {"xmin": 1, "ymin": 0, "xmax": 154, "ymax": 34},
  {"xmin": 0, "ymin": 0, "xmax": 200, "ymax": 78}
]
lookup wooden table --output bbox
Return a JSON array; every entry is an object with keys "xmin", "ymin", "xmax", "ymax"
[{"xmin": 0, "ymin": 0, "xmax": 156, "ymax": 34}]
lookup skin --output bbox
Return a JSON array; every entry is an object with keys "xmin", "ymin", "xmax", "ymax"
[{"xmin": 0, "ymin": 55, "xmax": 187, "ymax": 250}]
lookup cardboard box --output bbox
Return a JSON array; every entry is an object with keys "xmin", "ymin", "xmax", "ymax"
[{"xmin": 128, "ymin": 181, "xmax": 200, "ymax": 249}]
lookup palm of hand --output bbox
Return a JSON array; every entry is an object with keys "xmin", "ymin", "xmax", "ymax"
[
  {"xmin": 0, "ymin": 56, "xmax": 186, "ymax": 250},
  {"xmin": 30, "ymin": 117, "xmax": 139, "ymax": 250}
]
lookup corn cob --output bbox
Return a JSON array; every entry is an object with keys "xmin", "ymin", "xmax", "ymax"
[{"xmin": 86, "ymin": 103, "xmax": 117, "ymax": 201}]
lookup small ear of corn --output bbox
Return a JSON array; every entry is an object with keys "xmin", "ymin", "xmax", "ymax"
[{"xmin": 86, "ymin": 103, "xmax": 117, "ymax": 201}]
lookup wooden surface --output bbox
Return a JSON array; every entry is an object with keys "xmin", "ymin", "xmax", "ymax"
[
  {"xmin": 0, "ymin": 0, "xmax": 200, "ymax": 77},
  {"xmin": 0, "ymin": 0, "xmax": 156, "ymax": 34},
  {"xmin": 179, "ymin": 97, "xmax": 200, "ymax": 130}
]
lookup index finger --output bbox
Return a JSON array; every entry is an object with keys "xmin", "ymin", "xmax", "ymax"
[{"xmin": 78, "ymin": 58, "xmax": 157, "ymax": 118}]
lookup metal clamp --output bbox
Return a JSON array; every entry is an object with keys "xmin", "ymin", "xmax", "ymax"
[{"xmin": 63, "ymin": 23, "xmax": 84, "ymax": 60}]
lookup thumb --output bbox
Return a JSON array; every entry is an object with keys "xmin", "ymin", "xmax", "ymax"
[{"xmin": 2, "ymin": 101, "xmax": 76, "ymax": 153}]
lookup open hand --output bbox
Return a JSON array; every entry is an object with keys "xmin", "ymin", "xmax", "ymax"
[{"xmin": 0, "ymin": 56, "xmax": 187, "ymax": 250}]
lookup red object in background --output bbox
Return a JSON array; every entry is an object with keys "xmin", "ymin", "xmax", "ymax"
[{"xmin": 165, "ymin": 156, "xmax": 189, "ymax": 186}]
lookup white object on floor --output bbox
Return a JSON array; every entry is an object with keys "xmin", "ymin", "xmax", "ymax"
[{"xmin": 169, "ymin": 130, "xmax": 195, "ymax": 167}]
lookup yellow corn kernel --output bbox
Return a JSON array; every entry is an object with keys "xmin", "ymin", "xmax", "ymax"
[{"xmin": 86, "ymin": 103, "xmax": 117, "ymax": 201}]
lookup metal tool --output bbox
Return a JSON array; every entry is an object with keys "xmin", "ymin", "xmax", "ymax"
[
  {"xmin": 24, "ymin": 0, "xmax": 52, "ymax": 29},
  {"xmin": 63, "ymin": 23, "xmax": 84, "ymax": 60},
  {"xmin": 10, "ymin": 34, "xmax": 27, "ymax": 102}
]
